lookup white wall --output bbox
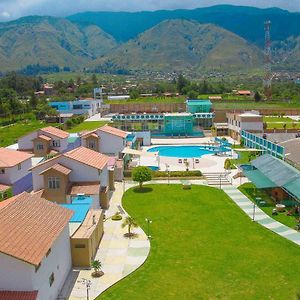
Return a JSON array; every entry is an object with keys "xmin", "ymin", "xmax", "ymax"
[
  {"xmin": 241, "ymin": 122, "xmax": 263, "ymax": 132},
  {"xmin": 99, "ymin": 131, "xmax": 125, "ymax": 156},
  {"xmin": 134, "ymin": 131, "xmax": 151, "ymax": 146},
  {"xmin": 0, "ymin": 158, "xmax": 32, "ymax": 185},
  {"xmin": 18, "ymin": 131, "xmax": 38, "ymax": 150},
  {"xmin": 32, "ymin": 226, "xmax": 72, "ymax": 300},
  {"xmin": 99, "ymin": 165, "xmax": 109, "ymax": 187},
  {"xmin": 0, "ymin": 226, "xmax": 71, "ymax": 300}
]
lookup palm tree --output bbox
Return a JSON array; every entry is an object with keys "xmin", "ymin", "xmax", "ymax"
[
  {"xmin": 122, "ymin": 216, "xmax": 138, "ymax": 237},
  {"xmin": 91, "ymin": 260, "xmax": 102, "ymax": 277},
  {"xmin": 184, "ymin": 160, "xmax": 190, "ymax": 172}
]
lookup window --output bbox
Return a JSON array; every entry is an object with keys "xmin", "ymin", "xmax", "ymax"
[
  {"xmin": 48, "ymin": 177, "xmax": 60, "ymax": 189},
  {"xmin": 88, "ymin": 141, "xmax": 96, "ymax": 150},
  {"xmin": 36, "ymin": 143, "xmax": 44, "ymax": 150},
  {"xmin": 52, "ymin": 140, "xmax": 60, "ymax": 147},
  {"xmin": 49, "ymin": 272, "xmax": 55, "ymax": 287},
  {"xmin": 0, "ymin": 169, "xmax": 5, "ymax": 174},
  {"xmin": 17, "ymin": 163, "xmax": 22, "ymax": 170}
]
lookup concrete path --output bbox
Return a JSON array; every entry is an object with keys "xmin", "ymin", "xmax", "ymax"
[
  {"xmin": 59, "ymin": 182, "xmax": 150, "ymax": 300},
  {"xmin": 222, "ymin": 185, "xmax": 300, "ymax": 246}
]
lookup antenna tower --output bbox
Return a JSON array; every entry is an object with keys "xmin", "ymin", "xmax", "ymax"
[{"xmin": 263, "ymin": 20, "xmax": 272, "ymax": 99}]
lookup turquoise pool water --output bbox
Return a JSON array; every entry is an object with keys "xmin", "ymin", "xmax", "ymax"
[{"xmin": 148, "ymin": 145, "xmax": 222, "ymax": 158}]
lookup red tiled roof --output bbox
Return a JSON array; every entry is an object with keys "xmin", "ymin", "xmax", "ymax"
[
  {"xmin": 39, "ymin": 163, "xmax": 72, "ymax": 176},
  {"xmin": 0, "ymin": 291, "xmax": 38, "ymax": 300},
  {"xmin": 0, "ymin": 148, "xmax": 33, "ymax": 168},
  {"xmin": 69, "ymin": 182, "xmax": 100, "ymax": 195},
  {"xmin": 0, "ymin": 183, "xmax": 11, "ymax": 192},
  {"xmin": 99, "ymin": 125, "xmax": 128, "ymax": 138},
  {"xmin": 36, "ymin": 134, "xmax": 52, "ymax": 142},
  {"xmin": 0, "ymin": 192, "xmax": 73, "ymax": 266},
  {"xmin": 64, "ymin": 146, "xmax": 109, "ymax": 170},
  {"xmin": 40, "ymin": 126, "xmax": 69, "ymax": 139}
]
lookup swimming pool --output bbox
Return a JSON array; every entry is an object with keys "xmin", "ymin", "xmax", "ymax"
[{"xmin": 147, "ymin": 145, "xmax": 225, "ymax": 158}]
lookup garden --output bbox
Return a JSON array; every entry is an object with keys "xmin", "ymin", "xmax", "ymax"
[{"xmin": 98, "ymin": 184, "xmax": 300, "ymax": 299}]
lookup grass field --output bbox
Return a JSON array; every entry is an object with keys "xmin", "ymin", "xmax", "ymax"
[
  {"xmin": 0, "ymin": 120, "xmax": 52, "ymax": 147},
  {"xmin": 239, "ymin": 183, "xmax": 299, "ymax": 229},
  {"xmin": 98, "ymin": 185, "xmax": 300, "ymax": 300},
  {"xmin": 66, "ymin": 121, "xmax": 108, "ymax": 133}
]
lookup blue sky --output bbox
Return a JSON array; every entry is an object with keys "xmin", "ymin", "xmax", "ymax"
[{"xmin": 0, "ymin": 0, "xmax": 299, "ymax": 21}]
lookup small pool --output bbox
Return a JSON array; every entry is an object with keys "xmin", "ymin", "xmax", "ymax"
[
  {"xmin": 147, "ymin": 145, "xmax": 221, "ymax": 158},
  {"xmin": 240, "ymin": 164, "xmax": 254, "ymax": 171},
  {"xmin": 147, "ymin": 166, "xmax": 159, "ymax": 171}
]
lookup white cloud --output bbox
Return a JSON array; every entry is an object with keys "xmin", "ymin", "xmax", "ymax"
[{"xmin": 0, "ymin": 0, "xmax": 299, "ymax": 21}]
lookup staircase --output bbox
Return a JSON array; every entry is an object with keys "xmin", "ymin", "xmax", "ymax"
[{"xmin": 203, "ymin": 172, "xmax": 232, "ymax": 186}]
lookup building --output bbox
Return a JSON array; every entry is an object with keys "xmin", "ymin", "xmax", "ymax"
[
  {"xmin": 227, "ymin": 111, "xmax": 263, "ymax": 141},
  {"xmin": 18, "ymin": 126, "xmax": 70, "ymax": 157},
  {"xmin": 81, "ymin": 125, "xmax": 129, "ymax": 156},
  {"xmin": 0, "ymin": 148, "xmax": 33, "ymax": 195},
  {"xmin": 49, "ymin": 98, "xmax": 102, "ymax": 117},
  {"xmin": 0, "ymin": 192, "xmax": 73, "ymax": 300},
  {"xmin": 280, "ymin": 138, "xmax": 300, "ymax": 169},
  {"xmin": 111, "ymin": 100, "xmax": 214, "ymax": 137},
  {"xmin": 43, "ymin": 83, "xmax": 54, "ymax": 96},
  {"xmin": 70, "ymin": 209, "xmax": 104, "ymax": 267},
  {"xmin": 31, "ymin": 147, "xmax": 111, "ymax": 208},
  {"xmin": 107, "ymin": 95, "xmax": 130, "ymax": 101},
  {"xmin": 243, "ymin": 154, "xmax": 300, "ymax": 205},
  {"xmin": 236, "ymin": 90, "xmax": 252, "ymax": 96}
]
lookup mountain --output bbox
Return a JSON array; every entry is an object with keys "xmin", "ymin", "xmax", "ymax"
[
  {"xmin": 0, "ymin": 16, "xmax": 117, "ymax": 72},
  {"xmin": 88, "ymin": 20, "xmax": 263, "ymax": 73},
  {"xmin": 68, "ymin": 5, "xmax": 300, "ymax": 46}
]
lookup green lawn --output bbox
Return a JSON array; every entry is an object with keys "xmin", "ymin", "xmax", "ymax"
[
  {"xmin": 266, "ymin": 122, "xmax": 300, "ymax": 130},
  {"xmin": 0, "ymin": 120, "xmax": 51, "ymax": 147},
  {"xmin": 66, "ymin": 121, "xmax": 108, "ymax": 133},
  {"xmin": 263, "ymin": 116, "xmax": 294, "ymax": 123},
  {"xmin": 239, "ymin": 183, "xmax": 300, "ymax": 229},
  {"xmin": 99, "ymin": 185, "xmax": 300, "ymax": 300}
]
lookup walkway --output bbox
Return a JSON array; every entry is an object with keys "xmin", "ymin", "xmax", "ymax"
[
  {"xmin": 222, "ymin": 185, "xmax": 300, "ymax": 246},
  {"xmin": 59, "ymin": 182, "xmax": 150, "ymax": 300}
]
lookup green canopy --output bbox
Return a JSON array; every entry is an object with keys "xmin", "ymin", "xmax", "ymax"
[{"xmin": 243, "ymin": 169, "xmax": 277, "ymax": 189}]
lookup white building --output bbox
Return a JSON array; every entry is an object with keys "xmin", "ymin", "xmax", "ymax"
[
  {"xmin": 226, "ymin": 110, "xmax": 263, "ymax": 141},
  {"xmin": 18, "ymin": 126, "xmax": 69, "ymax": 157},
  {"xmin": 0, "ymin": 148, "xmax": 33, "ymax": 195},
  {"xmin": 0, "ymin": 192, "xmax": 73, "ymax": 300},
  {"xmin": 31, "ymin": 146, "xmax": 111, "ymax": 208},
  {"xmin": 81, "ymin": 125, "xmax": 129, "ymax": 157}
]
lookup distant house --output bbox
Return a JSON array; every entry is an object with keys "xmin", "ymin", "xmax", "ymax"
[
  {"xmin": 49, "ymin": 98, "xmax": 102, "ymax": 117},
  {"xmin": 236, "ymin": 90, "xmax": 252, "ymax": 96},
  {"xmin": 31, "ymin": 147, "xmax": 112, "ymax": 208},
  {"xmin": 43, "ymin": 83, "xmax": 54, "ymax": 96},
  {"xmin": 18, "ymin": 126, "xmax": 70, "ymax": 157},
  {"xmin": 107, "ymin": 95, "xmax": 130, "ymax": 101},
  {"xmin": 209, "ymin": 96, "xmax": 222, "ymax": 100},
  {"xmin": 81, "ymin": 125, "xmax": 129, "ymax": 157},
  {"xmin": 0, "ymin": 148, "xmax": 33, "ymax": 196},
  {"xmin": 0, "ymin": 192, "xmax": 73, "ymax": 300}
]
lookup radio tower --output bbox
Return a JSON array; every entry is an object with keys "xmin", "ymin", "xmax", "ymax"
[{"xmin": 263, "ymin": 20, "xmax": 272, "ymax": 99}]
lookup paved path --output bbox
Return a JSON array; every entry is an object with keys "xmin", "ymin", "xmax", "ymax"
[
  {"xmin": 59, "ymin": 182, "xmax": 150, "ymax": 300},
  {"xmin": 222, "ymin": 185, "xmax": 300, "ymax": 246}
]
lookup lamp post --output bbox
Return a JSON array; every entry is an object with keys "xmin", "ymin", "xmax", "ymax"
[
  {"xmin": 123, "ymin": 179, "xmax": 125, "ymax": 193},
  {"xmin": 252, "ymin": 203, "xmax": 256, "ymax": 221},
  {"xmin": 81, "ymin": 278, "xmax": 91, "ymax": 300},
  {"xmin": 145, "ymin": 218, "xmax": 152, "ymax": 239},
  {"xmin": 166, "ymin": 164, "xmax": 170, "ymax": 184}
]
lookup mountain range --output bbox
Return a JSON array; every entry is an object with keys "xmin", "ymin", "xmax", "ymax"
[{"xmin": 0, "ymin": 5, "xmax": 299, "ymax": 74}]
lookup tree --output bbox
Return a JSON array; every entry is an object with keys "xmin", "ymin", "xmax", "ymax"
[
  {"xmin": 254, "ymin": 91, "xmax": 262, "ymax": 102},
  {"xmin": 91, "ymin": 74, "xmax": 97, "ymax": 85},
  {"xmin": 130, "ymin": 89, "xmax": 140, "ymax": 99},
  {"xmin": 91, "ymin": 260, "xmax": 103, "ymax": 277},
  {"xmin": 187, "ymin": 90, "xmax": 198, "ymax": 99},
  {"xmin": 184, "ymin": 161, "xmax": 190, "ymax": 171},
  {"xmin": 176, "ymin": 74, "xmax": 189, "ymax": 94},
  {"xmin": 132, "ymin": 166, "xmax": 152, "ymax": 188},
  {"xmin": 122, "ymin": 216, "xmax": 138, "ymax": 237}
]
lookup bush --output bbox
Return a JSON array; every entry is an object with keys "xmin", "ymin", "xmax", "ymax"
[{"xmin": 112, "ymin": 212, "xmax": 122, "ymax": 221}]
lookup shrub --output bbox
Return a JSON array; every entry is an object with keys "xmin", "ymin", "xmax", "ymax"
[{"xmin": 112, "ymin": 212, "xmax": 122, "ymax": 221}]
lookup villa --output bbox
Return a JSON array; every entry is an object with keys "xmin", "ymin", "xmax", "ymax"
[
  {"xmin": 0, "ymin": 192, "xmax": 73, "ymax": 300},
  {"xmin": 0, "ymin": 148, "xmax": 34, "ymax": 197},
  {"xmin": 18, "ymin": 126, "xmax": 70, "ymax": 157},
  {"xmin": 31, "ymin": 146, "xmax": 113, "ymax": 209},
  {"xmin": 81, "ymin": 124, "xmax": 130, "ymax": 156}
]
